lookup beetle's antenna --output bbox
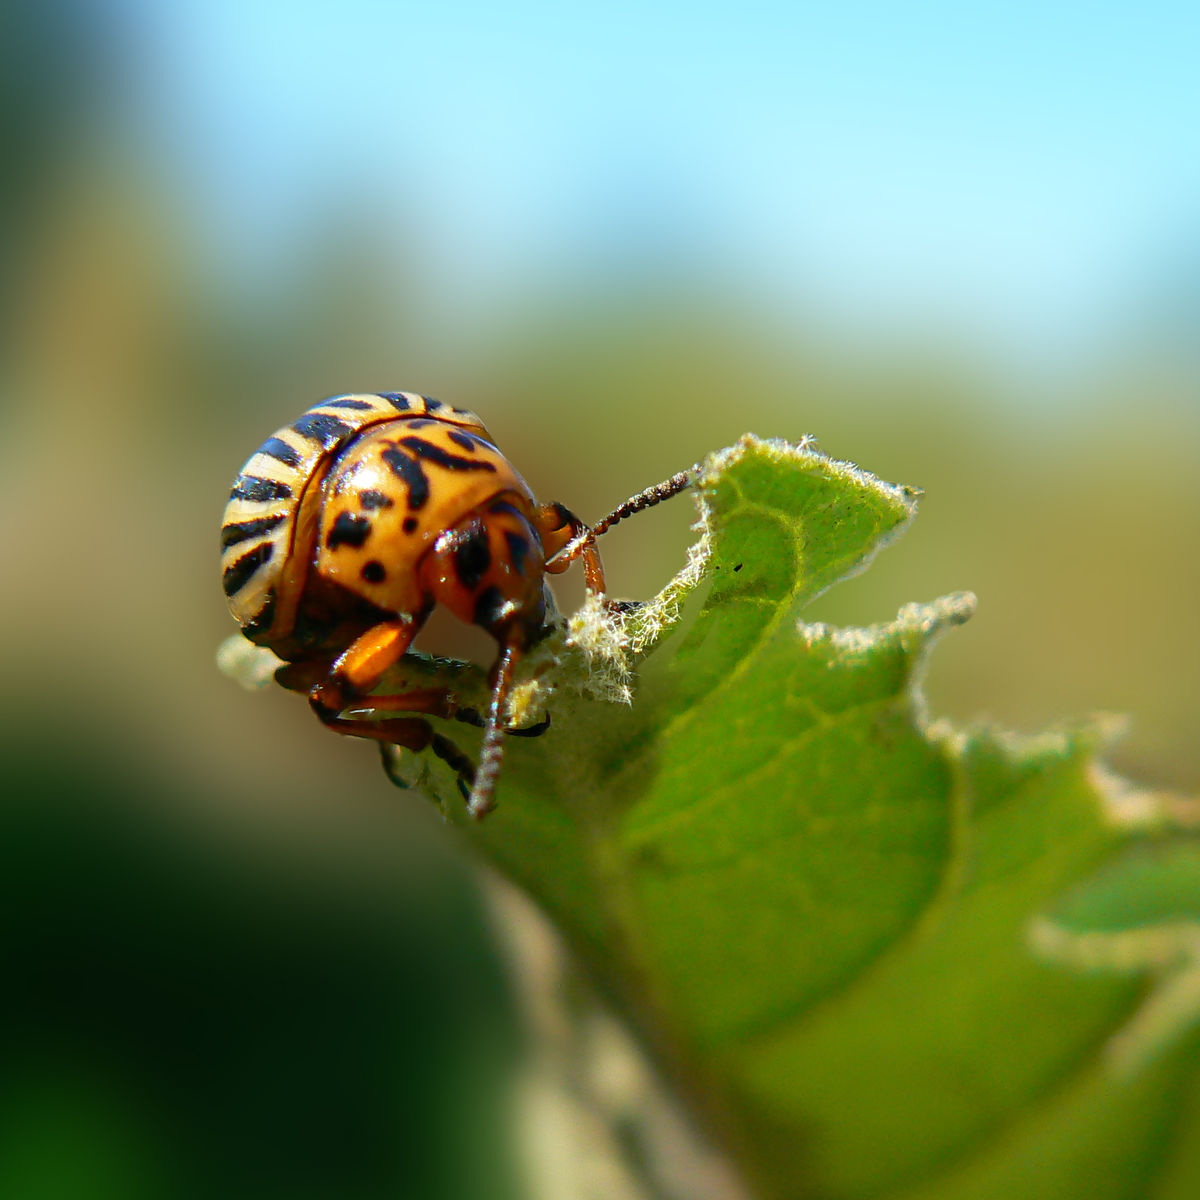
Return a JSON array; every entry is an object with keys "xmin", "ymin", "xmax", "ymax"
[
  {"xmin": 467, "ymin": 639, "xmax": 520, "ymax": 820},
  {"xmin": 554, "ymin": 469, "xmax": 694, "ymax": 568},
  {"xmin": 593, "ymin": 469, "xmax": 692, "ymax": 537}
]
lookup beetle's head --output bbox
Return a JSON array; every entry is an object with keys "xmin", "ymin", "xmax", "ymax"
[{"xmin": 419, "ymin": 496, "xmax": 548, "ymax": 644}]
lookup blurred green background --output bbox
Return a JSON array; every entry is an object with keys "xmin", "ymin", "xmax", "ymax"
[{"xmin": 1, "ymin": 1, "xmax": 1197, "ymax": 1196}]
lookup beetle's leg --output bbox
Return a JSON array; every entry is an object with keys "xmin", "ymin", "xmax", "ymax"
[
  {"xmin": 279, "ymin": 660, "xmax": 545, "ymax": 736},
  {"xmin": 453, "ymin": 705, "xmax": 550, "ymax": 737},
  {"xmin": 465, "ymin": 636, "xmax": 525, "ymax": 820},
  {"xmin": 278, "ymin": 620, "xmax": 477, "ymax": 800},
  {"xmin": 363, "ymin": 693, "xmax": 549, "ymax": 737},
  {"xmin": 380, "ymin": 734, "xmax": 478, "ymax": 802},
  {"xmin": 274, "ymin": 657, "xmax": 337, "ymax": 695},
  {"xmin": 299, "ymin": 616, "xmax": 424, "ymax": 720},
  {"xmin": 322, "ymin": 711, "xmax": 476, "ymax": 802},
  {"xmin": 278, "ymin": 657, "xmax": 458, "ymax": 720}
]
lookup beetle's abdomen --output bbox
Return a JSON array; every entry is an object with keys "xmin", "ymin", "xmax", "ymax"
[
  {"xmin": 314, "ymin": 419, "xmax": 537, "ymax": 614},
  {"xmin": 222, "ymin": 393, "xmax": 490, "ymax": 641}
]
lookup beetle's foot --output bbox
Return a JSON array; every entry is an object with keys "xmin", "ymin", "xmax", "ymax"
[
  {"xmin": 455, "ymin": 707, "xmax": 550, "ymax": 737},
  {"xmin": 429, "ymin": 732, "xmax": 476, "ymax": 805},
  {"xmin": 378, "ymin": 743, "xmax": 412, "ymax": 790},
  {"xmin": 309, "ymin": 676, "xmax": 351, "ymax": 723}
]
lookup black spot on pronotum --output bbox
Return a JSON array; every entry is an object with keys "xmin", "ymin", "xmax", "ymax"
[
  {"xmin": 452, "ymin": 520, "xmax": 492, "ymax": 589},
  {"xmin": 231, "ymin": 475, "xmax": 293, "ymax": 503},
  {"xmin": 326, "ymin": 512, "xmax": 373, "ymax": 550},
  {"xmin": 361, "ymin": 560, "xmax": 386, "ymax": 584},
  {"xmin": 380, "ymin": 446, "xmax": 429, "ymax": 509},
  {"xmin": 403, "ymin": 517, "xmax": 418, "ymax": 534},
  {"xmin": 292, "ymin": 411, "xmax": 352, "ymax": 447},
  {"xmin": 323, "ymin": 397, "xmax": 376, "ymax": 411},
  {"xmin": 358, "ymin": 488, "xmax": 394, "ymax": 510},
  {"xmin": 473, "ymin": 586, "xmax": 508, "ymax": 630},
  {"xmin": 379, "ymin": 392, "xmax": 410, "ymax": 411},
  {"xmin": 258, "ymin": 436, "xmax": 302, "ymax": 468},
  {"xmin": 398, "ymin": 436, "xmax": 497, "ymax": 474},
  {"xmin": 221, "ymin": 512, "xmax": 286, "ymax": 549},
  {"xmin": 447, "ymin": 430, "xmax": 479, "ymax": 452},
  {"xmin": 223, "ymin": 541, "xmax": 274, "ymax": 596},
  {"xmin": 503, "ymin": 530, "xmax": 530, "ymax": 576}
]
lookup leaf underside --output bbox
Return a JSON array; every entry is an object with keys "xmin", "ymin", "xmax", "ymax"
[{"xmin": 224, "ymin": 434, "xmax": 1200, "ymax": 1199}]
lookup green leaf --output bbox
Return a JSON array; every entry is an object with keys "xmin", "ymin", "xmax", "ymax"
[{"xmin": 221, "ymin": 434, "xmax": 1200, "ymax": 1198}]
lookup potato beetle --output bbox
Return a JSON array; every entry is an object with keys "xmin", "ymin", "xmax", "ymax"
[{"xmin": 221, "ymin": 392, "xmax": 690, "ymax": 818}]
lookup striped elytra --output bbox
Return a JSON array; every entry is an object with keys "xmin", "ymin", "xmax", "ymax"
[
  {"xmin": 220, "ymin": 389, "xmax": 694, "ymax": 819},
  {"xmin": 221, "ymin": 391, "xmax": 495, "ymax": 643}
]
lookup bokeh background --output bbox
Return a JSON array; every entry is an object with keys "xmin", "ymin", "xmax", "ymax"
[{"xmin": 2, "ymin": 2, "xmax": 1197, "ymax": 1196}]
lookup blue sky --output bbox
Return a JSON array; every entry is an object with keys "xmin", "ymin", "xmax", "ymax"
[{"xmin": 119, "ymin": 0, "xmax": 1200, "ymax": 362}]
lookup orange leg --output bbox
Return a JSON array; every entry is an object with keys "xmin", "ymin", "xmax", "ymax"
[
  {"xmin": 306, "ymin": 617, "xmax": 423, "ymax": 718},
  {"xmin": 322, "ymin": 631, "xmax": 538, "ymax": 816},
  {"xmin": 274, "ymin": 619, "xmax": 546, "ymax": 810},
  {"xmin": 277, "ymin": 656, "xmax": 548, "ymax": 735},
  {"xmin": 282, "ymin": 618, "xmax": 480, "ymax": 803}
]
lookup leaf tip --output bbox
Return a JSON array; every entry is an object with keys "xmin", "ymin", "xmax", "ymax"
[
  {"xmin": 1086, "ymin": 759, "xmax": 1200, "ymax": 833},
  {"xmin": 899, "ymin": 589, "xmax": 977, "ymax": 632}
]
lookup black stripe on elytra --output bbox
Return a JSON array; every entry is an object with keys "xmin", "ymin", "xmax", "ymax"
[
  {"xmin": 326, "ymin": 512, "xmax": 372, "ymax": 550},
  {"xmin": 398, "ymin": 436, "xmax": 497, "ymax": 474},
  {"xmin": 380, "ymin": 446, "xmax": 429, "ymax": 509},
  {"xmin": 221, "ymin": 512, "xmax": 286, "ymax": 549},
  {"xmin": 503, "ymin": 530, "xmax": 531, "ymax": 576},
  {"xmin": 231, "ymin": 475, "xmax": 293, "ymax": 503},
  {"xmin": 292, "ymin": 411, "xmax": 352, "ymax": 447},
  {"xmin": 447, "ymin": 430, "xmax": 481, "ymax": 452},
  {"xmin": 323, "ymin": 397, "xmax": 376, "ymax": 411},
  {"xmin": 358, "ymin": 488, "xmax": 393, "ymax": 510},
  {"xmin": 452, "ymin": 520, "xmax": 492, "ymax": 589},
  {"xmin": 259, "ymin": 436, "xmax": 302, "ymax": 468},
  {"xmin": 222, "ymin": 541, "xmax": 274, "ymax": 596},
  {"xmin": 379, "ymin": 392, "xmax": 411, "ymax": 411},
  {"xmin": 423, "ymin": 396, "xmax": 444, "ymax": 411},
  {"xmin": 241, "ymin": 589, "xmax": 277, "ymax": 638}
]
